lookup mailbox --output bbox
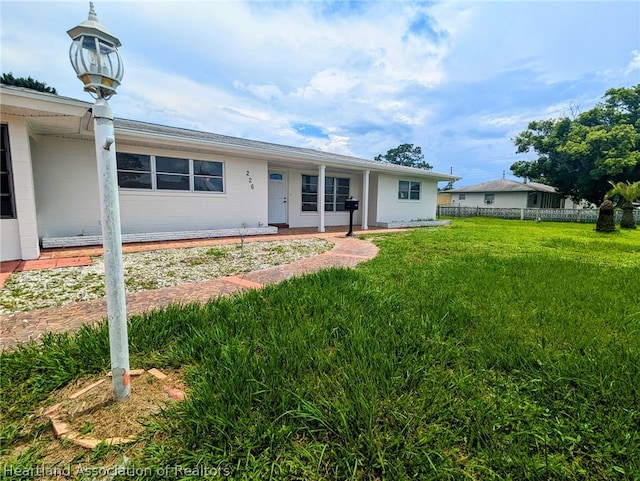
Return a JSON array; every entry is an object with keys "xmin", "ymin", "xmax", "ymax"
[
  {"xmin": 344, "ymin": 198, "xmax": 359, "ymax": 212},
  {"xmin": 344, "ymin": 197, "xmax": 359, "ymax": 236}
]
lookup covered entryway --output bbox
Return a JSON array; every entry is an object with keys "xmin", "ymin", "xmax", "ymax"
[{"xmin": 268, "ymin": 171, "xmax": 287, "ymax": 225}]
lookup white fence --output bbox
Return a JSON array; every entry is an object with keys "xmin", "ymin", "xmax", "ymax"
[{"xmin": 437, "ymin": 205, "xmax": 640, "ymax": 224}]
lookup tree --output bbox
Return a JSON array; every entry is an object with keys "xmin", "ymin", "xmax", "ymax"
[
  {"xmin": 607, "ymin": 180, "xmax": 640, "ymax": 229},
  {"xmin": 1, "ymin": 72, "xmax": 57, "ymax": 95},
  {"xmin": 374, "ymin": 144, "xmax": 433, "ymax": 170},
  {"xmin": 511, "ymin": 85, "xmax": 640, "ymax": 204}
]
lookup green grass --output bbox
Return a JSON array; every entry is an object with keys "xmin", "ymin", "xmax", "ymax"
[{"xmin": 1, "ymin": 218, "xmax": 639, "ymax": 480}]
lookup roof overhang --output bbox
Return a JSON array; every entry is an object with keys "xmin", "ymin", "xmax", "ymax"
[
  {"xmin": 114, "ymin": 120, "xmax": 459, "ymax": 182},
  {"xmin": 0, "ymin": 85, "xmax": 92, "ymax": 137},
  {"xmin": 0, "ymin": 85, "xmax": 459, "ymax": 182}
]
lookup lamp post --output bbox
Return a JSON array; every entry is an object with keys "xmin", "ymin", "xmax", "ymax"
[{"xmin": 68, "ymin": 2, "xmax": 130, "ymax": 401}]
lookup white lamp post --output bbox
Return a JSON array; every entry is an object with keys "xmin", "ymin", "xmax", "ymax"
[{"xmin": 68, "ymin": 2, "xmax": 130, "ymax": 401}]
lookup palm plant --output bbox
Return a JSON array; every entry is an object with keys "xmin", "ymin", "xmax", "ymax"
[{"xmin": 607, "ymin": 180, "xmax": 640, "ymax": 229}]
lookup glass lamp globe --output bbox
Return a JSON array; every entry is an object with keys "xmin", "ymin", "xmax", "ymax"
[{"xmin": 67, "ymin": 2, "xmax": 123, "ymax": 99}]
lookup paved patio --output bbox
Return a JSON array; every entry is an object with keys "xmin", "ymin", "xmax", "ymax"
[{"xmin": 1, "ymin": 227, "xmax": 402, "ymax": 351}]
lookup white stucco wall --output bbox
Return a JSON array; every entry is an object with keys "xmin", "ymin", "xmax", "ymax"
[
  {"xmin": 373, "ymin": 174, "xmax": 438, "ymax": 224},
  {"xmin": 0, "ymin": 219, "xmax": 21, "ymax": 261},
  {"xmin": 31, "ymin": 137, "xmax": 269, "ymax": 238},
  {"xmin": 2, "ymin": 117, "xmax": 40, "ymax": 260},
  {"xmin": 286, "ymin": 168, "xmax": 363, "ymax": 228},
  {"xmin": 32, "ymin": 137, "xmax": 102, "ymax": 238},
  {"xmin": 117, "ymin": 147, "xmax": 268, "ymax": 234}
]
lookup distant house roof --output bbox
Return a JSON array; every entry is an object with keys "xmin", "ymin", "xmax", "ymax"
[{"xmin": 449, "ymin": 179, "xmax": 558, "ymax": 194}]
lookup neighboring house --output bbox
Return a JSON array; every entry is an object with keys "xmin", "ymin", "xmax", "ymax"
[
  {"xmin": 447, "ymin": 179, "xmax": 575, "ymax": 209},
  {"xmin": 437, "ymin": 191, "xmax": 453, "ymax": 206},
  {"xmin": 0, "ymin": 86, "xmax": 457, "ymax": 261}
]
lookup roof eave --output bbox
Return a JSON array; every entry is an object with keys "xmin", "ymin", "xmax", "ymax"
[
  {"xmin": 0, "ymin": 85, "xmax": 91, "ymax": 115},
  {"xmin": 115, "ymin": 123, "xmax": 458, "ymax": 181}
]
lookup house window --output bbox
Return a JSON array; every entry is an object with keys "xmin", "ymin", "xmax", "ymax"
[
  {"xmin": 458, "ymin": 194, "xmax": 466, "ymax": 201},
  {"xmin": 194, "ymin": 159, "xmax": 223, "ymax": 192},
  {"xmin": 156, "ymin": 156, "xmax": 189, "ymax": 191},
  {"xmin": 301, "ymin": 175, "xmax": 318, "ymax": 211},
  {"xmin": 116, "ymin": 153, "xmax": 224, "ymax": 193},
  {"xmin": 302, "ymin": 175, "xmax": 350, "ymax": 212},
  {"xmin": 325, "ymin": 177, "xmax": 350, "ymax": 211},
  {"xmin": 398, "ymin": 180, "xmax": 420, "ymax": 200},
  {"xmin": 116, "ymin": 153, "xmax": 152, "ymax": 189},
  {"xmin": 484, "ymin": 193, "xmax": 495, "ymax": 205},
  {"xmin": 0, "ymin": 124, "xmax": 16, "ymax": 219}
]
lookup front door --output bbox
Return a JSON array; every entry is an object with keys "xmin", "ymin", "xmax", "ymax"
[{"xmin": 268, "ymin": 171, "xmax": 287, "ymax": 224}]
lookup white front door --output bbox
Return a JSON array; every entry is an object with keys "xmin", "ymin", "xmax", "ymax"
[{"xmin": 268, "ymin": 171, "xmax": 287, "ymax": 224}]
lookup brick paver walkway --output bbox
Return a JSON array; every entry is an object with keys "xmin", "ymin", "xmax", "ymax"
[{"xmin": 1, "ymin": 228, "xmax": 398, "ymax": 351}]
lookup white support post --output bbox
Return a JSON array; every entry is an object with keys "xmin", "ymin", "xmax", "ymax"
[
  {"xmin": 362, "ymin": 170, "xmax": 370, "ymax": 230},
  {"xmin": 93, "ymin": 98, "xmax": 130, "ymax": 401},
  {"xmin": 318, "ymin": 164, "xmax": 326, "ymax": 233}
]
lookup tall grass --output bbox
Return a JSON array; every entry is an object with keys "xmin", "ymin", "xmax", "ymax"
[{"xmin": 1, "ymin": 218, "xmax": 638, "ymax": 480}]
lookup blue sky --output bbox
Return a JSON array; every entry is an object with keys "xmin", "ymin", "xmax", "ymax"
[{"xmin": 2, "ymin": 1, "xmax": 639, "ymax": 186}]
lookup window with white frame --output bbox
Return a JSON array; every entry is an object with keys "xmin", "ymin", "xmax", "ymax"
[
  {"xmin": 325, "ymin": 176, "xmax": 350, "ymax": 211},
  {"xmin": 156, "ymin": 156, "xmax": 189, "ymax": 190},
  {"xmin": 484, "ymin": 193, "xmax": 495, "ymax": 205},
  {"xmin": 398, "ymin": 180, "xmax": 420, "ymax": 200},
  {"xmin": 116, "ymin": 153, "xmax": 224, "ymax": 192},
  {"xmin": 193, "ymin": 159, "xmax": 224, "ymax": 192},
  {"xmin": 301, "ymin": 175, "xmax": 318, "ymax": 211},
  {"xmin": 117, "ymin": 153, "xmax": 152, "ymax": 189},
  {"xmin": 458, "ymin": 193, "xmax": 466, "ymax": 201},
  {"xmin": 301, "ymin": 174, "xmax": 350, "ymax": 212}
]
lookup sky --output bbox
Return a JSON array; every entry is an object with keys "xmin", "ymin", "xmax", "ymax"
[{"xmin": 1, "ymin": 1, "xmax": 639, "ymax": 186}]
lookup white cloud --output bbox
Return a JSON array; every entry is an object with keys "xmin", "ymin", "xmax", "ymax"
[
  {"xmin": 625, "ymin": 50, "xmax": 640, "ymax": 76},
  {"xmin": 233, "ymin": 81, "xmax": 283, "ymax": 100},
  {"xmin": 293, "ymin": 68, "xmax": 362, "ymax": 99},
  {"xmin": 305, "ymin": 134, "xmax": 353, "ymax": 156},
  {"xmin": 394, "ymin": 109, "xmax": 431, "ymax": 127},
  {"xmin": 1, "ymin": 0, "xmax": 638, "ymax": 188},
  {"xmin": 484, "ymin": 115, "xmax": 523, "ymax": 128}
]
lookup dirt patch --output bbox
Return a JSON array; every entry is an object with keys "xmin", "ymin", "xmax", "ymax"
[
  {"xmin": 47, "ymin": 369, "xmax": 184, "ymax": 440},
  {"xmin": 3, "ymin": 369, "xmax": 185, "ymax": 479}
]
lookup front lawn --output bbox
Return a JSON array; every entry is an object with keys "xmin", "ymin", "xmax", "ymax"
[{"xmin": 2, "ymin": 218, "xmax": 639, "ymax": 480}]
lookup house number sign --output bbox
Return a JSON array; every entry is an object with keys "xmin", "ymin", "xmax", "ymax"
[{"xmin": 246, "ymin": 170, "xmax": 255, "ymax": 189}]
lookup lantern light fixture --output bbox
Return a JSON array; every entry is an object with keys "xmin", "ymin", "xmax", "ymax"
[{"xmin": 67, "ymin": 2, "xmax": 123, "ymax": 99}]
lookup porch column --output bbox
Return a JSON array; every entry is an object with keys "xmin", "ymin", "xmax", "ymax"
[
  {"xmin": 361, "ymin": 169, "xmax": 370, "ymax": 230},
  {"xmin": 7, "ymin": 118, "xmax": 40, "ymax": 260},
  {"xmin": 318, "ymin": 164, "xmax": 326, "ymax": 232}
]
